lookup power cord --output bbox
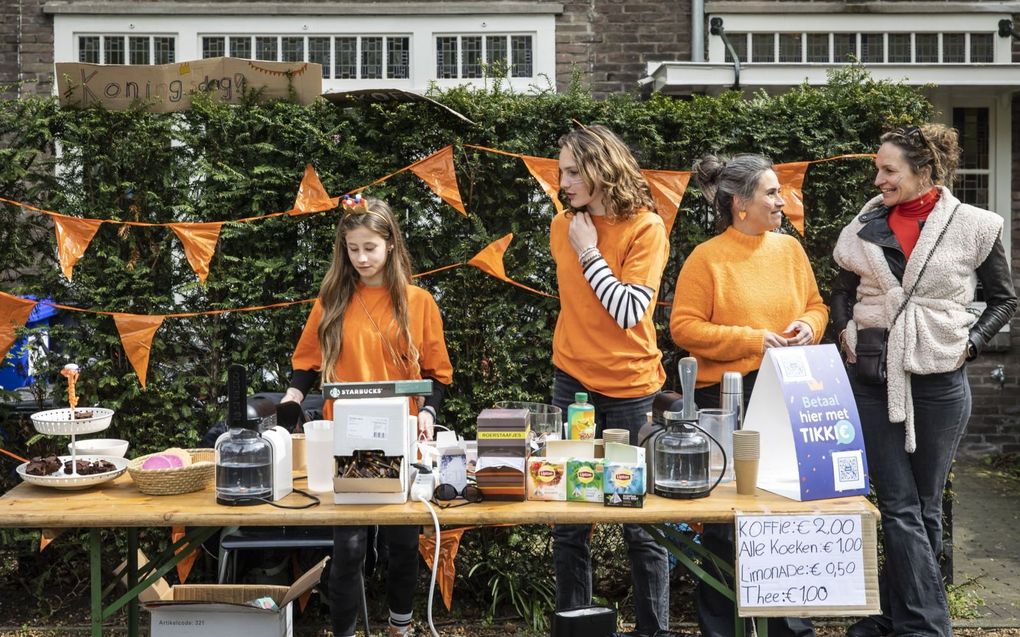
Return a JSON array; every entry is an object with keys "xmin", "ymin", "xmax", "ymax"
[{"xmin": 410, "ymin": 464, "xmax": 441, "ymax": 637}]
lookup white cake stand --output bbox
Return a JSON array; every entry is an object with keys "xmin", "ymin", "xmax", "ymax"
[{"xmin": 29, "ymin": 408, "xmax": 115, "ymax": 479}]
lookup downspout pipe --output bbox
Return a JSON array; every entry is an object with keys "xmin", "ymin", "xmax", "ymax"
[
  {"xmin": 710, "ymin": 17, "xmax": 740, "ymax": 91},
  {"xmin": 691, "ymin": 0, "xmax": 705, "ymax": 63}
]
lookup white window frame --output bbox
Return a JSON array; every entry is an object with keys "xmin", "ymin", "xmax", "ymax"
[
  {"xmin": 54, "ymin": 12, "xmax": 556, "ymax": 93},
  {"xmin": 74, "ymin": 33, "xmax": 177, "ymax": 65},
  {"xmin": 432, "ymin": 33, "xmax": 536, "ymax": 80}
]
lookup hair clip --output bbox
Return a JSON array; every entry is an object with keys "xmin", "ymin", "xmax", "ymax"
[{"xmin": 341, "ymin": 194, "xmax": 369, "ymax": 216}]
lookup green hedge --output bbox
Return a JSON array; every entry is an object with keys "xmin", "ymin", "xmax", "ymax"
[{"xmin": 0, "ymin": 66, "xmax": 930, "ymax": 622}]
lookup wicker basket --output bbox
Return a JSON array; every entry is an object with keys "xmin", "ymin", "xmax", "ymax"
[{"xmin": 127, "ymin": 449, "xmax": 215, "ymax": 496}]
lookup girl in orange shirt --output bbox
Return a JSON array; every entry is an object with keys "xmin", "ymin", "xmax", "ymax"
[
  {"xmin": 551, "ymin": 125, "xmax": 670, "ymax": 635},
  {"xmin": 282, "ymin": 196, "xmax": 453, "ymax": 637}
]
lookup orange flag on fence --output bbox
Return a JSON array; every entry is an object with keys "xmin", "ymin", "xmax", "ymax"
[
  {"xmin": 288, "ymin": 164, "xmax": 340, "ymax": 216},
  {"xmin": 642, "ymin": 169, "xmax": 691, "ymax": 236},
  {"xmin": 775, "ymin": 161, "xmax": 809, "ymax": 235},
  {"xmin": 419, "ymin": 527, "xmax": 467, "ymax": 610},
  {"xmin": 53, "ymin": 216, "xmax": 104, "ymax": 280},
  {"xmin": 0, "ymin": 292, "xmax": 38, "ymax": 362},
  {"xmin": 171, "ymin": 526, "xmax": 198, "ymax": 583},
  {"xmin": 410, "ymin": 146, "xmax": 466, "ymax": 216},
  {"xmin": 468, "ymin": 234, "xmax": 557, "ymax": 299},
  {"xmin": 38, "ymin": 528, "xmax": 67, "ymax": 552},
  {"xmin": 170, "ymin": 222, "xmax": 223, "ymax": 284},
  {"xmin": 112, "ymin": 313, "xmax": 165, "ymax": 389},
  {"xmin": 522, "ymin": 155, "xmax": 563, "ymax": 213}
]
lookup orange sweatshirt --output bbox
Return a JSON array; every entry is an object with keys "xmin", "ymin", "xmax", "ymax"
[
  {"xmin": 670, "ymin": 227, "xmax": 828, "ymax": 387},
  {"xmin": 292, "ymin": 283, "xmax": 453, "ymax": 419}
]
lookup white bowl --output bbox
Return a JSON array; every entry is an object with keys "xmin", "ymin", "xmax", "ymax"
[{"xmin": 68, "ymin": 438, "xmax": 129, "ymax": 458}]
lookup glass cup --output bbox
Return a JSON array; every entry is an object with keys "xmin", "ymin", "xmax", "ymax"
[
  {"xmin": 698, "ymin": 409, "xmax": 737, "ymax": 483},
  {"xmin": 495, "ymin": 401, "xmax": 563, "ymax": 456},
  {"xmin": 303, "ymin": 420, "xmax": 335, "ymax": 493}
]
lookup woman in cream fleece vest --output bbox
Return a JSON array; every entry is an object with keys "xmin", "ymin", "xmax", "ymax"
[{"xmin": 832, "ymin": 124, "xmax": 1016, "ymax": 637}]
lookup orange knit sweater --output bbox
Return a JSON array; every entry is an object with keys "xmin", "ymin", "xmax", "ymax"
[{"xmin": 670, "ymin": 227, "xmax": 828, "ymax": 387}]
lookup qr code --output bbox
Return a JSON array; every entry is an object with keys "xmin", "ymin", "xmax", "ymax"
[
  {"xmin": 832, "ymin": 450, "xmax": 866, "ymax": 491},
  {"xmin": 774, "ymin": 348, "xmax": 813, "ymax": 383}
]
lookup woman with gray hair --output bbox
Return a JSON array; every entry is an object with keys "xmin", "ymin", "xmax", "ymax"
[{"xmin": 671, "ymin": 153, "xmax": 826, "ymax": 637}]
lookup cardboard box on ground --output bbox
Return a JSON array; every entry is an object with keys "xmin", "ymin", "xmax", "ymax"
[{"xmin": 131, "ymin": 551, "xmax": 327, "ymax": 637}]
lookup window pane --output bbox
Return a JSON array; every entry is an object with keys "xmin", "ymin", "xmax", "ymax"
[
  {"xmin": 834, "ymin": 33, "xmax": 856, "ymax": 62},
  {"xmin": 778, "ymin": 33, "xmax": 801, "ymax": 62},
  {"xmin": 79, "ymin": 36, "xmax": 100, "ymax": 63},
  {"xmin": 282, "ymin": 37, "xmax": 304, "ymax": 62},
  {"xmin": 335, "ymin": 37, "xmax": 357, "ymax": 78},
  {"xmin": 230, "ymin": 36, "xmax": 252, "ymax": 59},
  {"xmin": 970, "ymin": 33, "xmax": 993, "ymax": 63},
  {"xmin": 915, "ymin": 34, "xmax": 938, "ymax": 63},
  {"xmin": 486, "ymin": 35, "xmax": 508, "ymax": 72},
  {"xmin": 387, "ymin": 37, "xmax": 409, "ymax": 79},
  {"xmin": 201, "ymin": 36, "xmax": 224, "ymax": 60},
  {"xmin": 361, "ymin": 36, "xmax": 382, "ymax": 79},
  {"xmin": 130, "ymin": 37, "xmax": 150, "ymax": 64},
  {"xmin": 954, "ymin": 173, "xmax": 988, "ymax": 208},
  {"xmin": 887, "ymin": 33, "xmax": 910, "ymax": 63},
  {"xmin": 943, "ymin": 33, "xmax": 965, "ymax": 62},
  {"xmin": 154, "ymin": 37, "xmax": 175, "ymax": 64},
  {"xmin": 806, "ymin": 33, "xmax": 828, "ymax": 62},
  {"xmin": 860, "ymin": 33, "xmax": 883, "ymax": 63},
  {"xmin": 511, "ymin": 35, "xmax": 533, "ymax": 77},
  {"xmin": 462, "ymin": 35, "xmax": 482, "ymax": 78},
  {"xmin": 724, "ymin": 33, "xmax": 747, "ymax": 63},
  {"xmin": 104, "ymin": 36, "xmax": 125, "ymax": 64},
  {"xmin": 954, "ymin": 107, "xmax": 989, "ymax": 170},
  {"xmin": 751, "ymin": 33, "xmax": 774, "ymax": 62},
  {"xmin": 308, "ymin": 37, "xmax": 330, "ymax": 78},
  {"xmin": 437, "ymin": 36, "xmax": 458, "ymax": 78},
  {"xmin": 255, "ymin": 36, "xmax": 277, "ymax": 61}
]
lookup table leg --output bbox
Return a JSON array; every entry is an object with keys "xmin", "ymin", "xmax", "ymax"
[
  {"xmin": 127, "ymin": 528, "xmax": 138, "ymax": 637},
  {"xmin": 90, "ymin": 529, "xmax": 102, "ymax": 637}
]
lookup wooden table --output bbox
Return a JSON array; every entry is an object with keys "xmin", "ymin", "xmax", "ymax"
[{"xmin": 0, "ymin": 476, "xmax": 879, "ymax": 636}]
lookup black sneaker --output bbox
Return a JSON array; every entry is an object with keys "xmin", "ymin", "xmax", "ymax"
[{"xmin": 846, "ymin": 617, "xmax": 893, "ymax": 637}]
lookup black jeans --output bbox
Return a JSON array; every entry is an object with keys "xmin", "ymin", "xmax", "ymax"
[
  {"xmin": 330, "ymin": 524, "xmax": 419, "ymax": 637},
  {"xmin": 851, "ymin": 364, "xmax": 971, "ymax": 637},
  {"xmin": 693, "ymin": 374, "xmax": 815, "ymax": 637},
  {"xmin": 550, "ymin": 369, "xmax": 670, "ymax": 636}
]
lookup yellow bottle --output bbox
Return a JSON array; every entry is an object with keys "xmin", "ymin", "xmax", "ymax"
[{"xmin": 568, "ymin": 392, "xmax": 596, "ymax": 440}]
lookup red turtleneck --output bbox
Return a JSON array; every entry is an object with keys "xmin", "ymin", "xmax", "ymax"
[{"xmin": 888, "ymin": 187, "xmax": 940, "ymax": 259}]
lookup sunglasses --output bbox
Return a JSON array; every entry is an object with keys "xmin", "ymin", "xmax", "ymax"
[{"xmin": 433, "ymin": 482, "xmax": 484, "ymax": 507}]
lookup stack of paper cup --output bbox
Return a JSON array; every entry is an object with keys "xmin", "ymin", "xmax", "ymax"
[
  {"xmin": 603, "ymin": 428, "xmax": 632, "ymax": 445},
  {"xmin": 732, "ymin": 430, "xmax": 760, "ymax": 495},
  {"xmin": 304, "ymin": 420, "xmax": 335, "ymax": 493}
]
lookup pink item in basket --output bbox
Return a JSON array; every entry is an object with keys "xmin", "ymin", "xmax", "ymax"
[{"xmin": 141, "ymin": 454, "xmax": 185, "ymax": 470}]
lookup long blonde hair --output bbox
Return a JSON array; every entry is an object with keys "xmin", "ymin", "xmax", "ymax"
[
  {"xmin": 317, "ymin": 197, "xmax": 418, "ymax": 383},
  {"xmin": 558, "ymin": 124, "xmax": 656, "ymax": 222}
]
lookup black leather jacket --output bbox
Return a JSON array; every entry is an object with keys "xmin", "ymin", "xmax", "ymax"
[{"xmin": 830, "ymin": 203, "xmax": 1017, "ymax": 360}]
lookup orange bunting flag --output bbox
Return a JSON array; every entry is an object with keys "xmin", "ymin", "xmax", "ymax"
[
  {"xmin": 53, "ymin": 216, "xmax": 103, "ymax": 280},
  {"xmin": 288, "ymin": 164, "xmax": 340, "ymax": 216},
  {"xmin": 642, "ymin": 169, "xmax": 691, "ymax": 236},
  {"xmin": 419, "ymin": 527, "xmax": 467, "ymax": 610},
  {"xmin": 171, "ymin": 526, "xmax": 198, "ymax": 584},
  {"xmin": 775, "ymin": 161, "xmax": 810, "ymax": 235},
  {"xmin": 468, "ymin": 234, "xmax": 557, "ymax": 299},
  {"xmin": 39, "ymin": 528, "xmax": 67, "ymax": 552},
  {"xmin": 0, "ymin": 292, "xmax": 38, "ymax": 362},
  {"xmin": 522, "ymin": 155, "xmax": 563, "ymax": 213},
  {"xmin": 409, "ymin": 146, "xmax": 466, "ymax": 216},
  {"xmin": 112, "ymin": 313, "xmax": 165, "ymax": 389},
  {"xmin": 170, "ymin": 222, "xmax": 224, "ymax": 284}
]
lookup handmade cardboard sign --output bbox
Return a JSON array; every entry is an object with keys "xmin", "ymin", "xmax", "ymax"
[
  {"xmin": 735, "ymin": 513, "xmax": 880, "ymax": 617},
  {"xmin": 56, "ymin": 57, "xmax": 322, "ymax": 113},
  {"xmin": 744, "ymin": 344, "xmax": 869, "ymax": 501}
]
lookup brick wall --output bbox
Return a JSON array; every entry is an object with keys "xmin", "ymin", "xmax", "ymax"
[
  {"xmin": 0, "ymin": 0, "xmax": 53, "ymax": 99},
  {"xmin": 555, "ymin": 0, "xmax": 691, "ymax": 96}
]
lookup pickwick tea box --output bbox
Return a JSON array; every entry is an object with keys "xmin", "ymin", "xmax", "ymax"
[{"xmin": 475, "ymin": 408, "xmax": 528, "ymax": 501}]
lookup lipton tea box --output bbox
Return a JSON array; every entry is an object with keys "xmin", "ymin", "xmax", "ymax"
[
  {"xmin": 566, "ymin": 458, "xmax": 604, "ymax": 503},
  {"xmin": 604, "ymin": 463, "xmax": 645, "ymax": 508},
  {"xmin": 526, "ymin": 457, "xmax": 567, "ymax": 501}
]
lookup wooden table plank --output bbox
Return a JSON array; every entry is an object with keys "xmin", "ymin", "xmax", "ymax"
[{"xmin": 0, "ymin": 476, "xmax": 877, "ymax": 528}]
